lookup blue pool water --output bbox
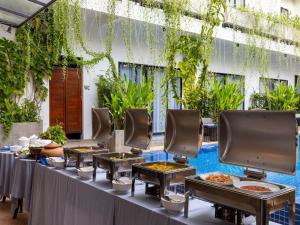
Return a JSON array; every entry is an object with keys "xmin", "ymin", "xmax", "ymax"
[{"xmin": 143, "ymin": 143, "xmax": 300, "ymax": 202}]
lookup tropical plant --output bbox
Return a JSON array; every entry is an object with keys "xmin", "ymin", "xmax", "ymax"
[
  {"xmin": 0, "ymin": 99, "xmax": 40, "ymax": 135},
  {"xmin": 183, "ymin": 75, "xmax": 213, "ymax": 117},
  {"xmin": 40, "ymin": 124, "xmax": 66, "ymax": 145},
  {"xmin": 97, "ymin": 75, "xmax": 116, "ymax": 108},
  {"xmin": 267, "ymin": 83, "xmax": 299, "ymax": 111},
  {"xmin": 99, "ymin": 76, "xmax": 154, "ymax": 129},
  {"xmin": 210, "ymin": 78, "xmax": 244, "ymax": 122},
  {"xmin": 249, "ymin": 92, "xmax": 269, "ymax": 110}
]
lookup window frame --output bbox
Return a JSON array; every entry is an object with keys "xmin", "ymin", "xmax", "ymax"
[
  {"xmin": 118, "ymin": 62, "xmax": 182, "ymax": 135},
  {"xmin": 259, "ymin": 77, "xmax": 288, "ymax": 93},
  {"xmin": 280, "ymin": 7, "xmax": 289, "ymax": 17},
  {"xmin": 214, "ymin": 72, "xmax": 245, "ymax": 110}
]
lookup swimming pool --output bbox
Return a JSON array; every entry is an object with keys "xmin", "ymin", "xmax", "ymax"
[{"xmin": 144, "ymin": 143, "xmax": 300, "ymax": 202}]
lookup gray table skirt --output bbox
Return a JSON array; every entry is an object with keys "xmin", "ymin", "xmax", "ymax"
[
  {"xmin": 29, "ymin": 164, "xmax": 242, "ymax": 225},
  {"xmin": 0, "ymin": 152, "xmax": 15, "ymax": 197},
  {"xmin": 10, "ymin": 158, "xmax": 36, "ymax": 212}
]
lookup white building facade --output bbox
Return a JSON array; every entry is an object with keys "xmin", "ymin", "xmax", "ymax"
[{"xmin": 1, "ymin": 0, "xmax": 299, "ymax": 139}]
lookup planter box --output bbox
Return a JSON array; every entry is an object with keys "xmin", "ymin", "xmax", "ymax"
[
  {"xmin": 109, "ymin": 130, "xmax": 131, "ymax": 153},
  {"xmin": 0, "ymin": 121, "xmax": 43, "ymax": 146}
]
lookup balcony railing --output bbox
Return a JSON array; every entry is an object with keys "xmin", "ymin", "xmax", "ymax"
[
  {"xmin": 223, "ymin": 7, "xmax": 300, "ymax": 45},
  {"xmin": 127, "ymin": 0, "xmax": 300, "ymax": 45}
]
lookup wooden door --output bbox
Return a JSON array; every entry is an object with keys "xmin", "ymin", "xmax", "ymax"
[
  {"xmin": 49, "ymin": 68, "xmax": 82, "ymax": 136},
  {"xmin": 65, "ymin": 68, "xmax": 82, "ymax": 134}
]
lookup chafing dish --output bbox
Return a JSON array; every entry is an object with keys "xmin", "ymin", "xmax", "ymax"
[
  {"xmin": 29, "ymin": 146, "xmax": 43, "ymax": 161},
  {"xmin": 131, "ymin": 109, "xmax": 203, "ymax": 198},
  {"xmin": 92, "ymin": 107, "xmax": 114, "ymax": 147},
  {"xmin": 64, "ymin": 146, "xmax": 108, "ymax": 168},
  {"xmin": 63, "ymin": 108, "xmax": 113, "ymax": 168},
  {"xmin": 93, "ymin": 109, "xmax": 152, "ymax": 182},
  {"xmin": 184, "ymin": 110, "xmax": 297, "ymax": 225}
]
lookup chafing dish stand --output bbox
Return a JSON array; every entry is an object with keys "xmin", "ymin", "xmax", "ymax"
[{"xmin": 184, "ymin": 110, "xmax": 298, "ymax": 225}]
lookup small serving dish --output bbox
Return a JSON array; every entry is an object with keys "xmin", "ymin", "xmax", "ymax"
[
  {"xmin": 199, "ymin": 172, "xmax": 240, "ymax": 186},
  {"xmin": 10, "ymin": 145, "xmax": 22, "ymax": 152},
  {"xmin": 77, "ymin": 167, "xmax": 94, "ymax": 180},
  {"xmin": 18, "ymin": 137, "xmax": 30, "ymax": 148},
  {"xmin": 161, "ymin": 194, "xmax": 185, "ymax": 213},
  {"xmin": 48, "ymin": 157, "xmax": 65, "ymax": 169},
  {"xmin": 16, "ymin": 149, "xmax": 30, "ymax": 159},
  {"xmin": 234, "ymin": 181, "xmax": 280, "ymax": 193},
  {"xmin": 112, "ymin": 177, "xmax": 132, "ymax": 194}
]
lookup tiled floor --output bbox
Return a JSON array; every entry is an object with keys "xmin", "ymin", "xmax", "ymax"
[{"xmin": 0, "ymin": 199, "xmax": 27, "ymax": 225}]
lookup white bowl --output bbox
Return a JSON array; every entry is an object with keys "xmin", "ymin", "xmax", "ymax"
[
  {"xmin": 46, "ymin": 158, "xmax": 54, "ymax": 167},
  {"xmin": 161, "ymin": 194, "xmax": 185, "ymax": 213},
  {"xmin": 17, "ymin": 154, "xmax": 29, "ymax": 159},
  {"xmin": 50, "ymin": 158, "xmax": 65, "ymax": 169},
  {"xmin": 35, "ymin": 139, "xmax": 52, "ymax": 147},
  {"xmin": 112, "ymin": 177, "xmax": 132, "ymax": 194},
  {"xmin": 10, "ymin": 145, "xmax": 22, "ymax": 152},
  {"xmin": 233, "ymin": 181, "xmax": 280, "ymax": 193},
  {"xmin": 77, "ymin": 167, "xmax": 94, "ymax": 179},
  {"xmin": 29, "ymin": 135, "xmax": 38, "ymax": 145},
  {"xmin": 18, "ymin": 137, "xmax": 30, "ymax": 148}
]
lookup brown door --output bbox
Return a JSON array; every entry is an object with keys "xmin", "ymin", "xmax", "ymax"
[{"xmin": 49, "ymin": 68, "xmax": 82, "ymax": 137}]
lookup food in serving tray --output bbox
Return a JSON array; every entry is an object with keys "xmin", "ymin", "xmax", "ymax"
[
  {"xmin": 146, "ymin": 164, "xmax": 178, "ymax": 171},
  {"xmin": 110, "ymin": 156, "xmax": 125, "ymax": 160},
  {"xmin": 74, "ymin": 148, "xmax": 93, "ymax": 152},
  {"xmin": 205, "ymin": 174, "xmax": 233, "ymax": 185},
  {"xmin": 17, "ymin": 149, "xmax": 30, "ymax": 155},
  {"xmin": 240, "ymin": 185, "xmax": 271, "ymax": 192}
]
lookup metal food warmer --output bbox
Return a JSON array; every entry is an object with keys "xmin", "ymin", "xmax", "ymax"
[
  {"xmin": 92, "ymin": 107, "xmax": 114, "ymax": 148},
  {"xmin": 93, "ymin": 108, "xmax": 152, "ymax": 182},
  {"xmin": 131, "ymin": 109, "xmax": 203, "ymax": 198},
  {"xmin": 64, "ymin": 146, "xmax": 108, "ymax": 168},
  {"xmin": 184, "ymin": 110, "xmax": 297, "ymax": 225},
  {"xmin": 64, "ymin": 108, "xmax": 112, "ymax": 168}
]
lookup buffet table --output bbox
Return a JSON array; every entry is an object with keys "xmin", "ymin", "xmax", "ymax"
[
  {"xmin": 0, "ymin": 152, "xmax": 15, "ymax": 201},
  {"xmin": 28, "ymin": 164, "xmax": 280, "ymax": 225},
  {"xmin": 10, "ymin": 158, "xmax": 36, "ymax": 215}
]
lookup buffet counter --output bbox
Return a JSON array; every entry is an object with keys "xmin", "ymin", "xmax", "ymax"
[
  {"xmin": 28, "ymin": 164, "xmax": 280, "ymax": 225},
  {"xmin": 0, "ymin": 152, "xmax": 14, "ymax": 199}
]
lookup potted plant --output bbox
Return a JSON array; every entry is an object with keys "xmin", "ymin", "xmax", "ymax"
[
  {"xmin": 97, "ymin": 75, "xmax": 153, "ymax": 152},
  {"xmin": 209, "ymin": 78, "xmax": 245, "ymax": 123},
  {"xmin": 40, "ymin": 124, "xmax": 67, "ymax": 145},
  {"xmin": 0, "ymin": 99, "xmax": 43, "ymax": 146}
]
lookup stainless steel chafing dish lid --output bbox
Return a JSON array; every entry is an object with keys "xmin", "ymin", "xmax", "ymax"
[
  {"xmin": 92, "ymin": 108, "xmax": 113, "ymax": 141},
  {"xmin": 124, "ymin": 109, "xmax": 152, "ymax": 149},
  {"xmin": 219, "ymin": 110, "xmax": 298, "ymax": 175},
  {"xmin": 164, "ymin": 109, "xmax": 203, "ymax": 158}
]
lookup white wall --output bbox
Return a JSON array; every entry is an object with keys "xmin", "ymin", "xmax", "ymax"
[
  {"xmin": 280, "ymin": 0, "xmax": 297, "ymax": 16},
  {"xmin": 246, "ymin": 0, "xmax": 281, "ymax": 14},
  {"xmin": 293, "ymin": 0, "xmax": 300, "ymax": 16},
  {"xmin": 74, "ymin": 12, "xmax": 165, "ymax": 138},
  {"xmin": 1, "ymin": 2, "xmax": 299, "ymax": 138},
  {"xmin": 71, "ymin": 11, "xmax": 300, "ymax": 138}
]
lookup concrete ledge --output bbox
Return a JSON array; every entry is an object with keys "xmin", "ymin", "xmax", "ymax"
[{"xmin": 0, "ymin": 121, "xmax": 43, "ymax": 146}]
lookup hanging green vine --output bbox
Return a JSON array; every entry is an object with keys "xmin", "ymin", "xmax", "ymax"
[
  {"xmin": 160, "ymin": 0, "xmax": 226, "ymax": 116},
  {"xmin": 1, "ymin": 0, "xmax": 300, "ymax": 134}
]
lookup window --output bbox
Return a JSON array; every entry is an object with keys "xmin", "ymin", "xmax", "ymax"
[
  {"xmin": 119, "ymin": 62, "xmax": 181, "ymax": 134},
  {"xmin": 295, "ymin": 75, "xmax": 300, "ymax": 94},
  {"xmin": 228, "ymin": 0, "xmax": 245, "ymax": 7},
  {"xmin": 215, "ymin": 73, "xmax": 245, "ymax": 109},
  {"xmin": 259, "ymin": 78, "xmax": 288, "ymax": 93},
  {"xmin": 280, "ymin": 7, "xmax": 289, "ymax": 17}
]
